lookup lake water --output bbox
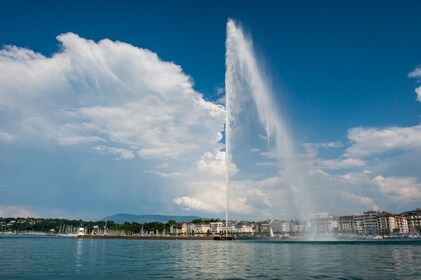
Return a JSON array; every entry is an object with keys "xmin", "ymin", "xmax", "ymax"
[{"xmin": 1, "ymin": 235, "xmax": 420, "ymax": 279}]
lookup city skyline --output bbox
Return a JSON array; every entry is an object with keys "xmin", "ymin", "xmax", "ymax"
[{"xmin": 1, "ymin": 1, "xmax": 421, "ymax": 220}]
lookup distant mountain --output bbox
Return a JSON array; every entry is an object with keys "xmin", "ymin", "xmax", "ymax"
[{"xmin": 104, "ymin": 214, "xmax": 205, "ymax": 224}]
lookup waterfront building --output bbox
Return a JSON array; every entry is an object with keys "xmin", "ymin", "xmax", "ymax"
[
  {"xmin": 234, "ymin": 221, "xmax": 254, "ymax": 234},
  {"xmin": 363, "ymin": 211, "xmax": 380, "ymax": 235},
  {"xmin": 209, "ymin": 221, "xmax": 224, "ymax": 234},
  {"xmin": 210, "ymin": 221, "xmax": 238, "ymax": 234},
  {"xmin": 395, "ymin": 215, "xmax": 409, "ymax": 234},
  {"xmin": 191, "ymin": 224, "xmax": 210, "ymax": 234},
  {"xmin": 269, "ymin": 220, "xmax": 290, "ymax": 233},
  {"xmin": 338, "ymin": 216, "xmax": 354, "ymax": 232},
  {"xmin": 224, "ymin": 221, "xmax": 237, "ymax": 234},
  {"xmin": 170, "ymin": 223, "xmax": 187, "ymax": 235},
  {"xmin": 256, "ymin": 220, "xmax": 270, "ymax": 234},
  {"xmin": 309, "ymin": 213, "xmax": 338, "ymax": 233},
  {"xmin": 235, "ymin": 224, "xmax": 254, "ymax": 234},
  {"xmin": 388, "ymin": 216, "xmax": 398, "ymax": 233},
  {"xmin": 289, "ymin": 219, "xmax": 304, "ymax": 233},
  {"xmin": 353, "ymin": 215, "xmax": 365, "ymax": 234},
  {"xmin": 187, "ymin": 223, "xmax": 194, "ymax": 235},
  {"xmin": 377, "ymin": 212, "xmax": 397, "ymax": 234},
  {"xmin": 401, "ymin": 208, "xmax": 421, "ymax": 233}
]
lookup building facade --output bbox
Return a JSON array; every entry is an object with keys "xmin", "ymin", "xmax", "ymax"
[
  {"xmin": 338, "ymin": 216, "xmax": 354, "ymax": 232},
  {"xmin": 210, "ymin": 222, "xmax": 224, "ymax": 234},
  {"xmin": 363, "ymin": 211, "xmax": 380, "ymax": 235},
  {"xmin": 401, "ymin": 209, "xmax": 421, "ymax": 233},
  {"xmin": 270, "ymin": 220, "xmax": 290, "ymax": 233},
  {"xmin": 309, "ymin": 213, "xmax": 338, "ymax": 233}
]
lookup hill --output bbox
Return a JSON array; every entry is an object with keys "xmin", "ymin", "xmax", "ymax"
[{"xmin": 104, "ymin": 214, "xmax": 205, "ymax": 224}]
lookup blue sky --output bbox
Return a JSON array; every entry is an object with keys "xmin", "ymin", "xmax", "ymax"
[{"xmin": 1, "ymin": 0, "xmax": 421, "ymax": 220}]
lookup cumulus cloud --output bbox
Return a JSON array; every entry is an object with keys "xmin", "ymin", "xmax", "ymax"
[
  {"xmin": 196, "ymin": 150, "xmax": 226, "ymax": 175},
  {"xmin": 372, "ymin": 175, "xmax": 421, "ymax": 202},
  {"xmin": 183, "ymin": 63, "xmax": 421, "ymax": 217},
  {"xmin": 2, "ymin": 32, "xmax": 421, "ymax": 219},
  {"xmin": 173, "ymin": 196, "xmax": 220, "ymax": 212},
  {"xmin": 0, "ymin": 33, "xmax": 225, "ymax": 160},
  {"xmin": 196, "ymin": 149, "xmax": 238, "ymax": 176},
  {"xmin": 345, "ymin": 125, "xmax": 421, "ymax": 158},
  {"xmin": 341, "ymin": 192, "xmax": 377, "ymax": 209},
  {"xmin": 408, "ymin": 66, "xmax": 421, "ymax": 78},
  {"xmin": 408, "ymin": 66, "xmax": 421, "ymax": 102},
  {"xmin": 0, "ymin": 33, "xmax": 234, "ymax": 218},
  {"xmin": 173, "ymin": 177, "xmax": 275, "ymax": 216}
]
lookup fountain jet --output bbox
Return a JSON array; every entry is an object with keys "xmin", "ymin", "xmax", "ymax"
[{"xmin": 225, "ymin": 19, "xmax": 313, "ymax": 232}]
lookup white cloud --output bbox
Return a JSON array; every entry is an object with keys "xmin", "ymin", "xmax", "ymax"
[
  {"xmin": 316, "ymin": 158, "xmax": 366, "ymax": 170},
  {"xmin": 345, "ymin": 125, "xmax": 421, "ymax": 158},
  {"xmin": 302, "ymin": 141, "xmax": 343, "ymax": 159},
  {"xmin": 0, "ymin": 45, "xmax": 45, "ymax": 61},
  {"xmin": 372, "ymin": 175, "xmax": 421, "ymax": 202},
  {"xmin": 0, "ymin": 33, "xmax": 225, "ymax": 161},
  {"xmin": 173, "ymin": 177, "xmax": 277, "ymax": 216},
  {"xmin": 173, "ymin": 196, "xmax": 220, "ymax": 212},
  {"xmin": 408, "ymin": 66, "xmax": 421, "ymax": 79},
  {"xmin": 2, "ymin": 33, "xmax": 420, "ymax": 219},
  {"xmin": 341, "ymin": 170, "xmax": 374, "ymax": 183},
  {"xmin": 415, "ymin": 86, "xmax": 421, "ymax": 102},
  {"xmin": 0, "ymin": 33, "xmax": 233, "ymax": 218},
  {"xmin": 144, "ymin": 170, "xmax": 182, "ymax": 179},
  {"xmin": 197, "ymin": 150, "xmax": 226, "ymax": 175},
  {"xmin": 246, "ymin": 189, "xmax": 272, "ymax": 209},
  {"xmin": 341, "ymin": 192, "xmax": 377, "ymax": 209},
  {"xmin": 94, "ymin": 145, "xmax": 134, "ymax": 160},
  {"xmin": 173, "ymin": 63, "xmax": 421, "ymax": 217},
  {"xmin": 196, "ymin": 149, "xmax": 238, "ymax": 176},
  {"xmin": 408, "ymin": 66, "xmax": 421, "ymax": 102}
]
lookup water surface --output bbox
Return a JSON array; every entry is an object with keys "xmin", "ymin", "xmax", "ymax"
[{"xmin": 1, "ymin": 235, "xmax": 420, "ymax": 279}]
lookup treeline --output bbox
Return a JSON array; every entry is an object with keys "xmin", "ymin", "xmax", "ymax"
[
  {"xmin": 0, "ymin": 217, "xmax": 113, "ymax": 234},
  {"xmin": 0, "ymin": 217, "xmax": 219, "ymax": 234}
]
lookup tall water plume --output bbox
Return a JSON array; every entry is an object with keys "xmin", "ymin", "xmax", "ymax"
[{"xmin": 225, "ymin": 19, "xmax": 313, "ymax": 229}]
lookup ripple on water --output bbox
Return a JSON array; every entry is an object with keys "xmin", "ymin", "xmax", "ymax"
[{"xmin": 0, "ymin": 237, "xmax": 421, "ymax": 279}]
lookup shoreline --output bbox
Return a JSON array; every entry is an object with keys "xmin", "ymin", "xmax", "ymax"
[
  {"xmin": 2, "ymin": 233, "xmax": 421, "ymax": 244},
  {"xmin": 77, "ymin": 235, "xmax": 215, "ymax": 240}
]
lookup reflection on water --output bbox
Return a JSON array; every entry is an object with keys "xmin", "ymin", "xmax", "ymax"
[
  {"xmin": 75, "ymin": 238, "xmax": 83, "ymax": 272},
  {"xmin": 0, "ymin": 236, "xmax": 420, "ymax": 279}
]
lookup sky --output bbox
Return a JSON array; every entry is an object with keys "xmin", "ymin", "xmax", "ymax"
[{"xmin": 0, "ymin": 0, "xmax": 420, "ymax": 220}]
